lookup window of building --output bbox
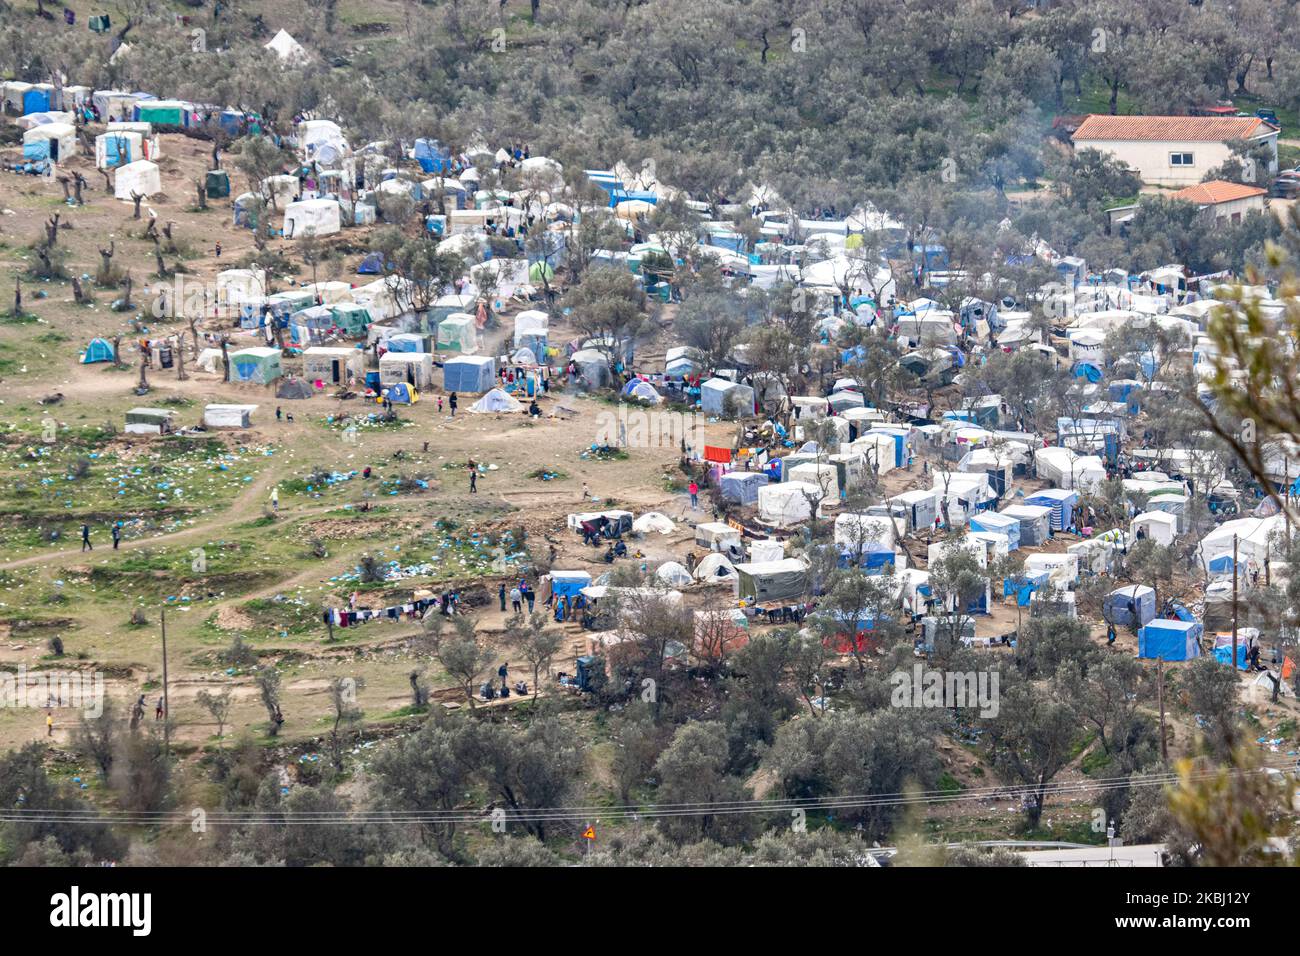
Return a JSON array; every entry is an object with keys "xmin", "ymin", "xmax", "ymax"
[{"xmin": 1170, "ymin": 152, "xmax": 1194, "ymax": 166}]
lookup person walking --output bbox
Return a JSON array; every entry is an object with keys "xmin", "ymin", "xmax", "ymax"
[
  {"xmin": 111, "ymin": 522, "xmax": 121, "ymax": 550},
  {"xmin": 46, "ymin": 710, "xmax": 53, "ymax": 737},
  {"xmin": 276, "ymin": 405, "xmax": 283, "ymax": 422},
  {"xmin": 499, "ymin": 582, "xmax": 507, "ymax": 612},
  {"xmin": 448, "ymin": 392, "xmax": 458, "ymax": 417},
  {"xmin": 510, "ymin": 586, "xmax": 522, "ymax": 614},
  {"xmin": 80, "ymin": 523, "xmax": 92, "ymax": 551},
  {"xmin": 688, "ymin": 480, "xmax": 699, "ymax": 509},
  {"xmin": 524, "ymin": 584, "xmax": 535, "ymax": 613},
  {"xmin": 469, "ymin": 470, "xmax": 478, "ymax": 493},
  {"xmin": 155, "ymin": 697, "xmax": 164, "ymax": 721},
  {"xmin": 270, "ymin": 486, "xmax": 279, "ymax": 512}
]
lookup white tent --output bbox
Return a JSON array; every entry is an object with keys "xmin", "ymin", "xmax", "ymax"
[
  {"xmin": 266, "ymin": 29, "xmax": 310, "ymax": 64},
  {"xmin": 114, "ymin": 160, "xmax": 161, "ymax": 200},
  {"xmin": 1131, "ymin": 511, "xmax": 1178, "ymax": 547},
  {"xmin": 217, "ymin": 269, "xmax": 266, "ymax": 307},
  {"xmin": 203, "ymin": 404, "xmax": 257, "ymax": 428},
  {"xmin": 469, "ymin": 388, "xmax": 522, "ymax": 413},
  {"xmin": 632, "ymin": 512, "xmax": 675, "ymax": 535},
  {"xmin": 283, "ymin": 198, "xmax": 341, "ymax": 239},
  {"xmin": 694, "ymin": 553, "xmax": 737, "ymax": 584},
  {"xmin": 656, "ymin": 562, "xmax": 695, "ymax": 587},
  {"xmin": 758, "ymin": 481, "xmax": 823, "ymax": 526},
  {"xmin": 22, "ymin": 122, "xmax": 75, "ymax": 162},
  {"xmin": 788, "ymin": 462, "xmax": 840, "ymax": 499},
  {"xmin": 95, "ymin": 130, "xmax": 143, "ymax": 169}
]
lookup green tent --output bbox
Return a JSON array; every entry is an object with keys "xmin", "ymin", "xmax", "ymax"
[
  {"xmin": 330, "ymin": 303, "xmax": 372, "ymax": 336},
  {"xmin": 137, "ymin": 102, "xmax": 186, "ymax": 126},
  {"xmin": 528, "ymin": 261, "xmax": 555, "ymax": 284},
  {"xmin": 206, "ymin": 169, "xmax": 231, "ymax": 199}
]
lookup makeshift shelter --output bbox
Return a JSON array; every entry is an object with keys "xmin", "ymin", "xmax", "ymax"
[
  {"xmin": 788, "ymin": 462, "xmax": 840, "ymax": 499},
  {"xmin": 656, "ymin": 562, "xmax": 695, "ymax": 587},
  {"xmin": 567, "ymin": 348, "xmax": 609, "ymax": 388},
  {"xmin": 229, "ymin": 347, "xmax": 282, "ymax": 384},
  {"xmin": 695, "ymin": 522, "xmax": 742, "ymax": 551},
  {"xmin": 22, "ymin": 122, "xmax": 75, "ymax": 162},
  {"xmin": 385, "ymin": 332, "xmax": 429, "ymax": 353},
  {"xmin": 999, "ymin": 504, "xmax": 1052, "ymax": 546},
  {"xmin": 888, "ymin": 489, "xmax": 939, "ymax": 532},
  {"xmin": 852, "ymin": 433, "xmax": 897, "ymax": 475},
  {"xmin": 1138, "ymin": 619, "xmax": 1202, "ymax": 661},
  {"xmin": 135, "ymin": 99, "xmax": 190, "ymax": 126},
  {"xmin": 381, "ymin": 382, "xmax": 418, "ymax": 405},
  {"xmin": 283, "ymin": 198, "xmax": 341, "ymax": 239},
  {"xmin": 442, "ymin": 355, "xmax": 495, "ymax": 393},
  {"xmin": 436, "ymin": 313, "xmax": 478, "ymax": 353},
  {"xmin": 758, "ymin": 481, "xmax": 822, "ymax": 527},
  {"xmin": 513, "ymin": 310, "xmax": 549, "ymax": 356},
  {"xmin": 969, "ymin": 511, "xmax": 1021, "ymax": 550},
  {"xmin": 470, "ymin": 388, "xmax": 522, "ymax": 413},
  {"xmin": 694, "ymin": 553, "xmax": 737, "ymax": 584},
  {"xmin": 206, "ymin": 169, "xmax": 231, "ymax": 199},
  {"xmin": 720, "ymin": 471, "xmax": 768, "ymax": 505},
  {"xmin": 700, "ymin": 378, "xmax": 754, "ymax": 417},
  {"xmin": 380, "ymin": 352, "xmax": 434, "ymax": 389},
  {"xmin": 276, "ymin": 378, "xmax": 315, "ymax": 400},
  {"xmin": 632, "ymin": 512, "xmax": 676, "ymax": 535},
  {"xmin": 81, "ymin": 337, "xmax": 116, "ymax": 364},
  {"xmin": 827, "ymin": 390, "xmax": 865, "ymax": 413},
  {"xmin": 330, "ymin": 303, "xmax": 372, "ymax": 337},
  {"xmin": 303, "ymin": 347, "xmax": 363, "ymax": 385},
  {"xmin": 1024, "ymin": 488, "xmax": 1078, "ymax": 532},
  {"xmin": 203, "ymin": 404, "xmax": 257, "ymax": 428},
  {"xmin": 265, "ymin": 29, "xmax": 310, "ymax": 64},
  {"xmin": 1131, "ymin": 511, "xmax": 1178, "ymax": 547},
  {"xmin": 622, "ymin": 379, "xmax": 663, "ymax": 404},
  {"xmin": 1106, "ymin": 585, "xmax": 1156, "ymax": 628},
  {"xmin": 113, "ymin": 160, "xmax": 160, "ymax": 200},
  {"xmin": 735, "ymin": 559, "xmax": 808, "ymax": 604},
  {"xmin": 124, "ymin": 407, "xmax": 175, "ymax": 435}
]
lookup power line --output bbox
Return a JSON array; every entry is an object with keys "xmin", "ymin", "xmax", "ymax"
[{"xmin": 4, "ymin": 758, "xmax": 1292, "ymax": 826}]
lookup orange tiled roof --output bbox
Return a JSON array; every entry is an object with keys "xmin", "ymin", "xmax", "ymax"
[
  {"xmin": 1171, "ymin": 180, "xmax": 1268, "ymax": 204},
  {"xmin": 1073, "ymin": 114, "xmax": 1274, "ymax": 142}
]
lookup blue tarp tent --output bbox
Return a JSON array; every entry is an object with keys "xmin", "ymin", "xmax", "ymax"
[
  {"xmin": 443, "ymin": 355, "xmax": 496, "ymax": 393},
  {"xmin": 81, "ymin": 338, "xmax": 116, "ymax": 363},
  {"xmin": 969, "ymin": 511, "xmax": 1021, "ymax": 550},
  {"xmin": 357, "ymin": 251, "xmax": 389, "ymax": 274},
  {"xmin": 1213, "ymin": 642, "xmax": 1249, "ymax": 670},
  {"xmin": 720, "ymin": 471, "xmax": 768, "ymax": 505},
  {"xmin": 1105, "ymin": 585, "xmax": 1156, "ymax": 628},
  {"xmin": 1004, "ymin": 570, "xmax": 1049, "ymax": 606},
  {"xmin": 550, "ymin": 570, "xmax": 592, "ymax": 598},
  {"xmin": 1025, "ymin": 488, "xmax": 1078, "ymax": 532},
  {"xmin": 839, "ymin": 542, "xmax": 895, "ymax": 573},
  {"xmin": 1138, "ymin": 619, "xmax": 1201, "ymax": 660},
  {"xmin": 414, "ymin": 139, "xmax": 451, "ymax": 174},
  {"xmin": 23, "ymin": 87, "xmax": 53, "ymax": 115},
  {"xmin": 384, "ymin": 382, "xmax": 418, "ymax": 405},
  {"xmin": 1072, "ymin": 362, "xmax": 1103, "ymax": 383}
]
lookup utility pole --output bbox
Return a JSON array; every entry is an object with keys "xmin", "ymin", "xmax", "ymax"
[
  {"xmin": 1157, "ymin": 656, "xmax": 1168, "ymax": 761},
  {"xmin": 160, "ymin": 605, "xmax": 171, "ymax": 754},
  {"xmin": 1232, "ymin": 534, "xmax": 1239, "ymax": 675}
]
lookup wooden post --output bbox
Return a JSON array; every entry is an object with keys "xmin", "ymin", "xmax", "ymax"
[
  {"xmin": 1232, "ymin": 534, "xmax": 1239, "ymax": 676},
  {"xmin": 1157, "ymin": 656, "xmax": 1167, "ymax": 762},
  {"xmin": 160, "ymin": 605, "xmax": 170, "ymax": 755}
]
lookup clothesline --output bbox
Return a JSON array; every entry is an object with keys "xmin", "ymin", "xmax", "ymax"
[{"xmin": 323, "ymin": 595, "xmax": 439, "ymax": 629}]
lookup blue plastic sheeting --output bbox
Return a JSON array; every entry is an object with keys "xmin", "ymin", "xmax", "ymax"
[
  {"xmin": 1213, "ymin": 643, "xmax": 1249, "ymax": 670},
  {"xmin": 1138, "ymin": 620, "xmax": 1202, "ymax": 661}
]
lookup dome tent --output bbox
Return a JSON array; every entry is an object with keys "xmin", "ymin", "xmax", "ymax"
[
  {"xmin": 632, "ymin": 512, "xmax": 675, "ymax": 535},
  {"xmin": 622, "ymin": 379, "xmax": 663, "ymax": 403},
  {"xmin": 470, "ymin": 388, "xmax": 523, "ymax": 413},
  {"xmin": 656, "ymin": 562, "xmax": 695, "ymax": 587},
  {"xmin": 382, "ymin": 382, "xmax": 419, "ymax": 404},
  {"xmin": 81, "ymin": 337, "xmax": 117, "ymax": 364}
]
